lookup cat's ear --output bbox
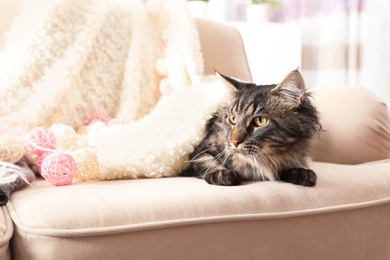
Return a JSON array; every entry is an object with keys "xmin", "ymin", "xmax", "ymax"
[
  {"xmin": 215, "ymin": 71, "xmax": 243, "ymax": 92},
  {"xmin": 271, "ymin": 69, "xmax": 305, "ymax": 107}
]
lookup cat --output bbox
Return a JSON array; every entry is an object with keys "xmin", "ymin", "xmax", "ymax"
[{"xmin": 181, "ymin": 69, "xmax": 322, "ymax": 186}]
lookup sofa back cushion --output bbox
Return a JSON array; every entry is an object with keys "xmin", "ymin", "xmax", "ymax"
[
  {"xmin": 309, "ymin": 87, "xmax": 390, "ymax": 164},
  {"xmin": 196, "ymin": 18, "xmax": 252, "ymax": 82}
]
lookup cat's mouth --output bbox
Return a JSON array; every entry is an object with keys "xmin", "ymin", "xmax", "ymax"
[{"xmin": 228, "ymin": 142, "xmax": 257, "ymax": 155}]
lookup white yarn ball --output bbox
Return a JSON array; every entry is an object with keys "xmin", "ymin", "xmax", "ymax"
[
  {"xmin": 49, "ymin": 123, "xmax": 78, "ymax": 151},
  {"xmin": 71, "ymin": 148, "xmax": 99, "ymax": 182},
  {"xmin": 0, "ymin": 134, "xmax": 25, "ymax": 163}
]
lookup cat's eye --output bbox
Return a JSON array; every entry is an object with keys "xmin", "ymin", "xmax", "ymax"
[
  {"xmin": 227, "ymin": 115, "xmax": 236, "ymax": 125},
  {"xmin": 253, "ymin": 117, "xmax": 268, "ymax": 127}
]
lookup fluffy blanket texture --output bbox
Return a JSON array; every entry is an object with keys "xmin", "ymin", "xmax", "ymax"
[
  {"xmin": 89, "ymin": 81, "xmax": 227, "ymax": 180},
  {"xmin": 0, "ymin": 0, "xmax": 227, "ymax": 181},
  {"xmin": 0, "ymin": 0, "xmax": 203, "ymax": 128}
]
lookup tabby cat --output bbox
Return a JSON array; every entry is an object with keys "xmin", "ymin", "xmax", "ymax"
[{"xmin": 182, "ymin": 69, "xmax": 322, "ymax": 186}]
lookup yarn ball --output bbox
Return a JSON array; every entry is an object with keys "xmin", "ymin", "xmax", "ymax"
[
  {"xmin": 41, "ymin": 152, "xmax": 77, "ymax": 186},
  {"xmin": 0, "ymin": 134, "xmax": 25, "ymax": 163},
  {"xmin": 37, "ymin": 151, "xmax": 52, "ymax": 175},
  {"xmin": 27, "ymin": 127, "xmax": 57, "ymax": 156},
  {"xmin": 72, "ymin": 149, "xmax": 99, "ymax": 181},
  {"xmin": 88, "ymin": 111, "xmax": 110, "ymax": 124},
  {"xmin": 49, "ymin": 123, "xmax": 78, "ymax": 151}
]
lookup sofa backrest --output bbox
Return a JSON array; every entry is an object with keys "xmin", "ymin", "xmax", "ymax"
[
  {"xmin": 196, "ymin": 18, "xmax": 252, "ymax": 82},
  {"xmin": 309, "ymin": 87, "xmax": 390, "ymax": 164}
]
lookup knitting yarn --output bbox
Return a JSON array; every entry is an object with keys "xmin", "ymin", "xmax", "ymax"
[
  {"xmin": 37, "ymin": 151, "xmax": 52, "ymax": 175},
  {"xmin": 49, "ymin": 123, "xmax": 78, "ymax": 151},
  {"xmin": 72, "ymin": 148, "xmax": 99, "ymax": 181},
  {"xmin": 41, "ymin": 152, "xmax": 77, "ymax": 186},
  {"xmin": 27, "ymin": 127, "xmax": 57, "ymax": 156},
  {"xmin": 0, "ymin": 134, "xmax": 25, "ymax": 163}
]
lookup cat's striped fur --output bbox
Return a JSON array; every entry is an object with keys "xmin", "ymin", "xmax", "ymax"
[{"xmin": 182, "ymin": 70, "xmax": 322, "ymax": 186}]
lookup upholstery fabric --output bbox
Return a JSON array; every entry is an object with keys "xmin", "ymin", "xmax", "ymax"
[
  {"xmin": 7, "ymin": 161, "xmax": 390, "ymax": 259},
  {"xmin": 2, "ymin": 5, "xmax": 390, "ymax": 259},
  {"xmin": 196, "ymin": 19, "xmax": 251, "ymax": 82},
  {"xmin": 309, "ymin": 87, "xmax": 390, "ymax": 164}
]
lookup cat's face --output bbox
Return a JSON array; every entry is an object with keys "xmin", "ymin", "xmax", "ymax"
[
  {"xmin": 223, "ymin": 84, "xmax": 274, "ymax": 156},
  {"xmin": 217, "ymin": 70, "xmax": 321, "ymax": 166}
]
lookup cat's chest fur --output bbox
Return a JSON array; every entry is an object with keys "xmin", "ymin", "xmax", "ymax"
[{"xmin": 229, "ymin": 153, "xmax": 276, "ymax": 182}]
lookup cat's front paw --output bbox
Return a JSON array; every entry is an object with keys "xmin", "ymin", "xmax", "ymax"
[
  {"xmin": 279, "ymin": 168, "xmax": 317, "ymax": 187},
  {"xmin": 204, "ymin": 169, "xmax": 241, "ymax": 186}
]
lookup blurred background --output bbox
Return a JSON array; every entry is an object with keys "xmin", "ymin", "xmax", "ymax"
[
  {"xmin": 1, "ymin": 0, "xmax": 389, "ymax": 106},
  {"xmin": 189, "ymin": 0, "xmax": 390, "ymax": 107}
]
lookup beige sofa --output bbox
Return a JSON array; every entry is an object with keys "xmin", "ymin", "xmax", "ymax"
[{"xmin": 1, "ymin": 4, "xmax": 390, "ymax": 260}]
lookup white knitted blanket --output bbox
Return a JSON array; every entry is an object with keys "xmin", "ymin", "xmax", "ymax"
[
  {"xmin": 0, "ymin": 0, "xmax": 203, "ymax": 129},
  {"xmin": 0, "ymin": 0, "xmax": 227, "ymax": 180},
  {"xmin": 88, "ymin": 81, "xmax": 227, "ymax": 180}
]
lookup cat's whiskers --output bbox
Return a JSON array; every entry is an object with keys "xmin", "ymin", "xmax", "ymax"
[
  {"xmin": 204, "ymin": 149, "xmax": 229, "ymax": 176},
  {"xmin": 220, "ymin": 150, "xmax": 231, "ymax": 170},
  {"xmin": 249, "ymin": 154, "xmax": 262, "ymax": 182},
  {"xmin": 237, "ymin": 144, "xmax": 266, "ymax": 182},
  {"xmin": 259, "ymin": 148, "xmax": 278, "ymax": 178},
  {"xmin": 241, "ymin": 140, "xmax": 260, "ymax": 153},
  {"xmin": 188, "ymin": 148, "xmax": 213, "ymax": 163},
  {"xmin": 214, "ymin": 149, "xmax": 229, "ymax": 162},
  {"xmin": 256, "ymin": 152, "xmax": 279, "ymax": 181}
]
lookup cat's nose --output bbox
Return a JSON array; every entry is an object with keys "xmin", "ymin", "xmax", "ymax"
[{"xmin": 232, "ymin": 139, "xmax": 243, "ymax": 148}]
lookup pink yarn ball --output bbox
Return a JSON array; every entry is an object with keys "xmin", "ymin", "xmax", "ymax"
[
  {"xmin": 37, "ymin": 151, "xmax": 52, "ymax": 175},
  {"xmin": 27, "ymin": 127, "xmax": 56, "ymax": 156},
  {"xmin": 41, "ymin": 152, "xmax": 77, "ymax": 186},
  {"xmin": 87, "ymin": 111, "xmax": 110, "ymax": 124}
]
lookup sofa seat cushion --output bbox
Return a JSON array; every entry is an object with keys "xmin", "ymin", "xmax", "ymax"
[
  {"xmin": 7, "ymin": 161, "xmax": 390, "ymax": 259},
  {"xmin": 0, "ymin": 206, "xmax": 12, "ymax": 260}
]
